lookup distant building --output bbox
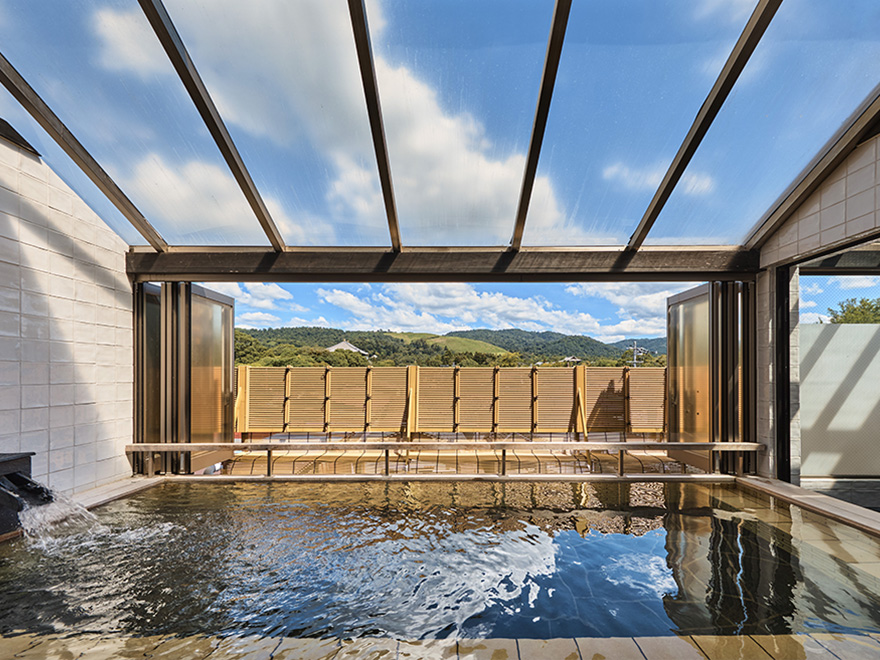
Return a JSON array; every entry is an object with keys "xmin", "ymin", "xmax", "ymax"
[
  {"xmin": 326, "ymin": 340, "xmax": 369, "ymax": 356},
  {"xmin": 562, "ymin": 356, "xmax": 582, "ymax": 363}
]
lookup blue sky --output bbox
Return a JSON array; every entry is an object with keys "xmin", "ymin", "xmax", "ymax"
[
  {"xmin": 0, "ymin": 1, "xmax": 878, "ymax": 338},
  {"xmin": 207, "ymin": 281, "xmax": 698, "ymax": 341},
  {"xmin": 799, "ymin": 276, "xmax": 880, "ymax": 325}
]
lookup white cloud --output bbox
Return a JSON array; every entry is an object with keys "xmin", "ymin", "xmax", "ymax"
[
  {"xmin": 315, "ymin": 283, "xmax": 659, "ymax": 342},
  {"xmin": 836, "ymin": 276, "xmax": 880, "ymax": 290},
  {"xmin": 602, "ymin": 162, "xmax": 715, "ymax": 197},
  {"xmin": 800, "ymin": 300, "xmax": 817, "ymax": 309},
  {"xmin": 236, "ymin": 311, "xmax": 281, "ymax": 327},
  {"xmin": 205, "ymin": 282, "xmax": 306, "ymax": 311},
  {"xmin": 288, "ymin": 316, "xmax": 332, "ymax": 327},
  {"xmin": 93, "ymin": 2, "xmax": 582, "ymax": 245},
  {"xmin": 119, "ymin": 154, "xmax": 336, "ymax": 244},
  {"xmin": 93, "ymin": 8, "xmax": 168, "ymax": 77},
  {"xmin": 692, "ymin": 0, "xmax": 755, "ymax": 25},
  {"xmin": 565, "ymin": 282, "xmax": 694, "ymax": 323},
  {"xmin": 801, "ymin": 282, "xmax": 824, "ymax": 295}
]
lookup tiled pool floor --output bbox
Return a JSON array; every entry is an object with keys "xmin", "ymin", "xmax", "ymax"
[{"xmin": 3, "ymin": 632, "xmax": 880, "ymax": 659}]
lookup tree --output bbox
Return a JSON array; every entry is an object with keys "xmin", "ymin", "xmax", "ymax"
[
  {"xmin": 827, "ymin": 297, "xmax": 880, "ymax": 324},
  {"xmin": 234, "ymin": 329, "xmax": 266, "ymax": 364}
]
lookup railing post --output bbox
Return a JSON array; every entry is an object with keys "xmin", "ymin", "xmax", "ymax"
[
  {"xmin": 266, "ymin": 450, "xmax": 273, "ymax": 477},
  {"xmin": 618, "ymin": 449, "xmax": 625, "ymax": 476},
  {"xmin": 384, "ymin": 448, "xmax": 390, "ymax": 476},
  {"xmin": 500, "ymin": 449, "xmax": 507, "ymax": 476}
]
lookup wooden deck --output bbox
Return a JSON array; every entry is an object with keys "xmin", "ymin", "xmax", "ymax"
[{"xmin": 4, "ymin": 632, "xmax": 880, "ymax": 659}]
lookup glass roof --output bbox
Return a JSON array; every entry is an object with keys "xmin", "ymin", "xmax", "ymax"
[
  {"xmin": 0, "ymin": 0, "xmax": 877, "ymax": 254},
  {"xmin": 369, "ymin": 0, "xmax": 553, "ymax": 246},
  {"xmin": 162, "ymin": 0, "xmax": 389, "ymax": 247},
  {"xmin": 647, "ymin": 0, "xmax": 880, "ymax": 245},
  {"xmin": 522, "ymin": 0, "xmax": 758, "ymax": 246},
  {"xmin": 0, "ymin": 0, "xmax": 270, "ymax": 246},
  {"xmin": 0, "ymin": 86, "xmax": 142, "ymax": 245}
]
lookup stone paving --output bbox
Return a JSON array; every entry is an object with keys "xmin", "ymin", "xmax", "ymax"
[{"xmin": 3, "ymin": 634, "xmax": 880, "ymax": 659}]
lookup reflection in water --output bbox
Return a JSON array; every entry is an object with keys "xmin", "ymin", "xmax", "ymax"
[{"xmin": 0, "ymin": 482, "xmax": 879, "ymax": 639}]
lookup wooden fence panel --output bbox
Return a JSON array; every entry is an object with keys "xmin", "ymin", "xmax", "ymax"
[
  {"xmin": 289, "ymin": 367, "xmax": 325, "ymax": 430},
  {"xmin": 237, "ymin": 365, "xmax": 667, "ymax": 437},
  {"xmin": 628, "ymin": 367, "xmax": 666, "ymax": 432},
  {"xmin": 535, "ymin": 368, "xmax": 576, "ymax": 431},
  {"xmin": 417, "ymin": 368, "xmax": 455, "ymax": 431},
  {"xmin": 329, "ymin": 367, "xmax": 367, "ymax": 431},
  {"xmin": 458, "ymin": 368, "xmax": 495, "ymax": 431},
  {"xmin": 497, "ymin": 368, "xmax": 532, "ymax": 432},
  {"xmin": 245, "ymin": 367, "xmax": 286, "ymax": 432},
  {"xmin": 370, "ymin": 367, "xmax": 408, "ymax": 432},
  {"xmin": 585, "ymin": 367, "xmax": 626, "ymax": 432}
]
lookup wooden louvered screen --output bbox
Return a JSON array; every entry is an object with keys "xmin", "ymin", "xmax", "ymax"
[
  {"xmin": 628, "ymin": 368, "xmax": 666, "ymax": 432},
  {"xmin": 370, "ymin": 367, "xmax": 407, "ymax": 432},
  {"xmin": 237, "ymin": 365, "xmax": 667, "ymax": 437},
  {"xmin": 458, "ymin": 368, "xmax": 495, "ymax": 431},
  {"xmin": 585, "ymin": 367, "xmax": 626, "ymax": 432},
  {"xmin": 246, "ymin": 367, "xmax": 286, "ymax": 431},
  {"xmin": 535, "ymin": 368, "xmax": 575, "ymax": 431},
  {"xmin": 289, "ymin": 368, "xmax": 325, "ymax": 430},
  {"xmin": 329, "ymin": 368, "xmax": 367, "ymax": 431},
  {"xmin": 497, "ymin": 368, "xmax": 532, "ymax": 432},
  {"xmin": 417, "ymin": 368, "xmax": 455, "ymax": 431}
]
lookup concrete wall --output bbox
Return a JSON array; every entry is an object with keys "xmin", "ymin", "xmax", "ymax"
[
  {"xmin": 0, "ymin": 137, "xmax": 133, "ymax": 495},
  {"xmin": 761, "ymin": 134, "xmax": 880, "ymax": 269},
  {"xmin": 758, "ymin": 134, "xmax": 880, "ymax": 495},
  {"xmin": 799, "ymin": 323, "xmax": 880, "ymax": 478}
]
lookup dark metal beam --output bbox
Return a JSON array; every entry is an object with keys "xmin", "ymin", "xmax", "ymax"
[
  {"xmin": 747, "ymin": 83, "xmax": 880, "ymax": 250},
  {"xmin": 626, "ymin": 0, "xmax": 782, "ymax": 252},
  {"xmin": 510, "ymin": 0, "xmax": 572, "ymax": 251},
  {"xmin": 127, "ymin": 246, "xmax": 759, "ymax": 283},
  {"xmin": 0, "ymin": 52, "xmax": 168, "ymax": 251},
  {"xmin": 348, "ymin": 0, "xmax": 401, "ymax": 252},
  {"xmin": 139, "ymin": 0, "xmax": 286, "ymax": 251},
  {"xmin": 799, "ymin": 249, "xmax": 880, "ymax": 275}
]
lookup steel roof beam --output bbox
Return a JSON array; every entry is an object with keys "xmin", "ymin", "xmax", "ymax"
[
  {"xmin": 0, "ymin": 52, "xmax": 168, "ymax": 251},
  {"xmin": 348, "ymin": 0, "xmax": 402, "ymax": 252},
  {"xmin": 127, "ymin": 245, "xmax": 759, "ymax": 283},
  {"xmin": 139, "ymin": 0, "xmax": 286, "ymax": 252},
  {"xmin": 510, "ymin": 0, "xmax": 572, "ymax": 252},
  {"xmin": 626, "ymin": 0, "xmax": 782, "ymax": 252}
]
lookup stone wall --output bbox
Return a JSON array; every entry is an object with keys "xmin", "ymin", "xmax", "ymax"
[{"xmin": 0, "ymin": 137, "xmax": 132, "ymax": 494}]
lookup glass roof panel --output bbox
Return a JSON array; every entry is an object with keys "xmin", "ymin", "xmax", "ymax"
[
  {"xmin": 522, "ymin": 0, "xmax": 758, "ymax": 246},
  {"xmin": 646, "ymin": 0, "xmax": 880, "ymax": 246},
  {"xmin": 0, "ymin": 0, "xmax": 270, "ymax": 246},
  {"xmin": 369, "ymin": 0, "xmax": 554, "ymax": 246},
  {"xmin": 163, "ymin": 0, "xmax": 389, "ymax": 247},
  {"xmin": 0, "ymin": 87, "xmax": 142, "ymax": 246}
]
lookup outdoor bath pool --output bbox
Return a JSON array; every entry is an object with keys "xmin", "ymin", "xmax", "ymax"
[{"xmin": 1, "ymin": 481, "xmax": 880, "ymax": 644}]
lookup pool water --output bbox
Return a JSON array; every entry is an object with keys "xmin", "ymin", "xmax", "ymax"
[{"xmin": 1, "ymin": 481, "xmax": 880, "ymax": 640}]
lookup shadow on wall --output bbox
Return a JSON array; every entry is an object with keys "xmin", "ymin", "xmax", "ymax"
[
  {"xmin": 0, "ymin": 145, "xmax": 133, "ymax": 494},
  {"xmin": 798, "ymin": 323, "xmax": 880, "ymax": 478}
]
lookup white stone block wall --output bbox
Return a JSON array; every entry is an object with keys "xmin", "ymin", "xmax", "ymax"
[
  {"xmin": 761, "ymin": 134, "xmax": 880, "ymax": 268},
  {"xmin": 0, "ymin": 138, "xmax": 133, "ymax": 495},
  {"xmin": 757, "ymin": 135, "xmax": 880, "ymax": 481}
]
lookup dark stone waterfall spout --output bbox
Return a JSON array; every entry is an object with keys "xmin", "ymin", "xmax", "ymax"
[{"xmin": 0, "ymin": 453, "xmax": 52, "ymax": 539}]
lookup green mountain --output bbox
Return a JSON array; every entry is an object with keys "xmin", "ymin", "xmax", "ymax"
[
  {"xmin": 446, "ymin": 329, "xmax": 620, "ymax": 358},
  {"xmin": 610, "ymin": 337, "xmax": 667, "ymax": 354},
  {"xmin": 235, "ymin": 326, "xmax": 666, "ymax": 367}
]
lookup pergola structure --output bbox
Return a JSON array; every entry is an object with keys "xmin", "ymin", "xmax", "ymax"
[
  {"xmin": 0, "ymin": 0, "xmax": 879, "ymax": 497},
  {"xmin": 2, "ymin": 0, "xmax": 876, "ymax": 283}
]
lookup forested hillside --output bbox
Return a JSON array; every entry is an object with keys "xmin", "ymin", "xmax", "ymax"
[{"xmin": 235, "ymin": 326, "xmax": 667, "ymax": 368}]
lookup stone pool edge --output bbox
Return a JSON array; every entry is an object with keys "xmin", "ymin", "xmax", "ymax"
[{"xmin": 738, "ymin": 476, "xmax": 880, "ymax": 539}]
